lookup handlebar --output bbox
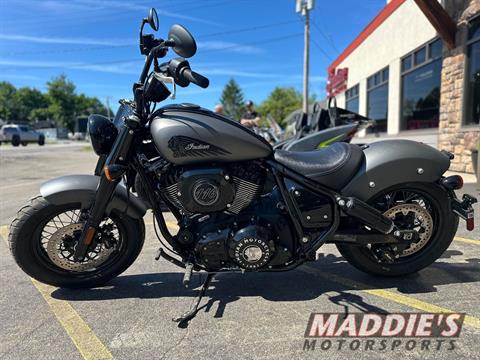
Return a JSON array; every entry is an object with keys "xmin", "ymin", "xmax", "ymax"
[{"xmin": 179, "ymin": 67, "xmax": 209, "ymax": 88}]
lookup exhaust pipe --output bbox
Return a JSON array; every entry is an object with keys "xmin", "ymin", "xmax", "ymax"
[{"xmin": 337, "ymin": 196, "xmax": 394, "ymax": 234}]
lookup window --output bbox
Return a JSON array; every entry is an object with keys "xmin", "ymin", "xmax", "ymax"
[
  {"xmin": 345, "ymin": 84, "xmax": 359, "ymax": 113},
  {"xmin": 367, "ymin": 67, "xmax": 389, "ymax": 132},
  {"xmin": 414, "ymin": 48, "xmax": 426, "ymax": 65},
  {"xmin": 464, "ymin": 17, "xmax": 480, "ymax": 126},
  {"xmin": 429, "ymin": 39, "xmax": 442, "ymax": 59},
  {"xmin": 402, "ymin": 56, "xmax": 412, "ymax": 72},
  {"xmin": 401, "ymin": 38, "xmax": 443, "ymax": 130}
]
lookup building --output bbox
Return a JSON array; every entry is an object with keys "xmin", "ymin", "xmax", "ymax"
[{"xmin": 327, "ymin": 0, "xmax": 479, "ymax": 173}]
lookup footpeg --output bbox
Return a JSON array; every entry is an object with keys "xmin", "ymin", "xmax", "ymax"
[{"xmin": 183, "ymin": 263, "xmax": 193, "ymax": 288}]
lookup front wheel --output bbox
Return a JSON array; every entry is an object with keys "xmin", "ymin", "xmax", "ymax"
[
  {"xmin": 336, "ymin": 183, "xmax": 459, "ymax": 276},
  {"xmin": 9, "ymin": 196, "xmax": 145, "ymax": 288}
]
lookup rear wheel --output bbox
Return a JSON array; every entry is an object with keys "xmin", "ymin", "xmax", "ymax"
[
  {"xmin": 336, "ymin": 183, "xmax": 458, "ymax": 276},
  {"xmin": 38, "ymin": 136, "xmax": 45, "ymax": 146},
  {"xmin": 9, "ymin": 196, "xmax": 145, "ymax": 288}
]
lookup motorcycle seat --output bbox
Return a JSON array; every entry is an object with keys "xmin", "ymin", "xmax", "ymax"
[{"xmin": 274, "ymin": 142, "xmax": 365, "ymax": 190}]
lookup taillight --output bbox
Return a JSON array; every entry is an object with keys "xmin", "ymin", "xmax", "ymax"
[{"xmin": 441, "ymin": 175, "xmax": 463, "ymax": 190}]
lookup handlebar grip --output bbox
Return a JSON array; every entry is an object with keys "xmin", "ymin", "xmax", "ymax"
[{"xmin": 181, "ymin": 68, "xmax": 209, "ymax": 88}]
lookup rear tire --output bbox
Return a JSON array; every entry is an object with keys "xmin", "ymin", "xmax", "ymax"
[
  {"xmin": 336, "ymin": 183, "xmax": 459, "ymax": 276},
  {"xmin": 38, "ymin": 136, "xmax": 45, "ymax": 146},
  {"xmin": 9, "ymin": 196, "xmax": 145, "ymax": 288}
]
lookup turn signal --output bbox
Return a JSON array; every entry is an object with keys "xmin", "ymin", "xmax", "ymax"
[
  {"xmin": 441, "ymin": 175, "xmax": 463, "ymax": 190},
  {"xmin": 104, "ymin": 164, "xmax": 127, "ymax": 182}
]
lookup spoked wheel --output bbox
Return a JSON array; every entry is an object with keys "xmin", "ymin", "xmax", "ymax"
[
  {"xmin": 9, "ymin": 196, "xmax": 145, "ymax": 288},
  {"xmin": 336, "ymin": 183, "xmax": 458, "ymax": 276}
]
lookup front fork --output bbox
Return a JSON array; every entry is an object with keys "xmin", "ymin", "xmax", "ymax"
[{"xmin": 74, "ymin": 124, "xmax": 135, "ymax": 261}]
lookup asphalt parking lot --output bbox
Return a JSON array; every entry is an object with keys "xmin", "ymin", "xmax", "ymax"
[{"xmin": 0, "ymin": 144, "xmax": 479, "ymax": 360}]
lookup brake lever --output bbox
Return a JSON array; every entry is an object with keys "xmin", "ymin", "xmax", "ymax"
[{"xmin": 153, "ymin": 73, "xmax": 177, "ymax": 100}]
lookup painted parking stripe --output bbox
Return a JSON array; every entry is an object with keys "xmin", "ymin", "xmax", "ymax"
[
  {"xmin": 31, "ymin": 279, "xmax": 115, "ymax": 360},
  {"xmin": 299, "ymin": 266, "xmax": 480, "ymax": 330},
  {"xmin": 454, "ymin": 236, "xmax": 480, "ymax": 245},
  {"xmin": 0, "ymin": 225, "xmax": 115, "ymax": 360}
]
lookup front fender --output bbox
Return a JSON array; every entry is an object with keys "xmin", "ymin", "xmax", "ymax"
[
  {"xmin": 342, "ymin": 140, "xmax": 450, "ymax": 201},
  {"xmin": 40, "ymin": 175, "xmax": 147, "ymax": 219}
]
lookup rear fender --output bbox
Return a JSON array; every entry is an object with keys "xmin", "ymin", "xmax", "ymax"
[
  {"xmin": 40, "ymin": 175, "xmax": 147, "ymax": 219},
  {"xmin": 341, "ymin": 140, "xmax": 450, "ymax": 201}
]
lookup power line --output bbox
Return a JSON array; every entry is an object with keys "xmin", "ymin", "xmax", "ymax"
[
  {"xmin": 1, "ymin": 33, "xmax": 304, "ymax": 71},
  {"xmin": 4, "ymin": 20, "xmax": 299, "ymax": 56},
  {"xmin": 311, "ymin": 37, "xmax": 333, "ymax": 61},
  {"xmin": 310, "ymin": 20, "xmax": 340, "ymax": 54}
]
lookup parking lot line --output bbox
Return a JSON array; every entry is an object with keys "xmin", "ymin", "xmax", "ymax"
[
  {"xmin": 300, "ymin": 266, "xmax": 480, "ymax": 330},
  {"xmin": 454, "ymin": 236, "xmax": 480, "ymax": 245},
  {"xmin": 0, "ymin": 225, "xmax": 115, "ymax": 360},
  {"xmin": 31, "ymin": 279, "xmax": 115, "ymax": 360}
]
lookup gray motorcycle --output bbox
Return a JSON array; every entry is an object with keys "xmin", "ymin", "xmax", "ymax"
[{"xmin": 9, "ymin": 8, "xmax": 476, "ymax": 324}]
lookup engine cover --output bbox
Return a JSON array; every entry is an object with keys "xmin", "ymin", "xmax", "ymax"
[
  {"xmin": 228, "ymin": 226, "xmax": 274, "ymax": 270},
  {"xmin": 178, "ymin": 168, "xmax": 235, "ymax": 213}
]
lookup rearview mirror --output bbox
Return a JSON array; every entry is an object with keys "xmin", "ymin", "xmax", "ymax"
[
  {"xmin": 168, "ymin": 24, "xmax": 197, "ymax": 58},
  {"xmin": 147, "ymin": 8, "xmax": 159, "ymax": 31}
]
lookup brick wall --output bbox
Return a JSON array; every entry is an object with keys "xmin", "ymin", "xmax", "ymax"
[{"xmin": 438, "ymin": 0, "xmax": 480, "ymax": 173}]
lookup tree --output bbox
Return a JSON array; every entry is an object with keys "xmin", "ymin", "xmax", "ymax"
[
  {"xmin": 258, "ymin": 87, "xmax": 317, "ymax": 128},
  {"xmin": 0, "ymin": 81, "xmax": 18, "ymax": 121},
  {"xmin": 15, "ymin": 87, "xmax": 49, "ymax": 122},
  {"xmin": 75, "ymin": 94, "xmax": 109, "ymax": 117},
  {"xmin": 257, "ymin": 87, "xmax": 303, "ymax": 128},
  {"xmin": 220, "ymin": 79, "xmax": 245, "ymax": 120},
  {"xmin": 46, "ymin": 74, "xmax": 77, "ymax": 131}
]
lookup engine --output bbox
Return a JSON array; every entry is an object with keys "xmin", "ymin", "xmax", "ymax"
[
  {"xmin": 162, "ymin": 163, "xmax": 265, "ymax": 215},
  {"xmin": 151, "ymin": 161, "xmax": 332, "ymax": 271}
]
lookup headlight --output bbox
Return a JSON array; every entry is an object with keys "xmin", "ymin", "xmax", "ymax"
[{"xmin": 88, "ymin": 115, "xmax": 118, "ymax": 155}]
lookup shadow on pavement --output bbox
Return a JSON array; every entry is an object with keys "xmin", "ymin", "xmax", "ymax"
[{"xmin": 51, "ymin": 249, "xmax": 479, "ymax": 321}]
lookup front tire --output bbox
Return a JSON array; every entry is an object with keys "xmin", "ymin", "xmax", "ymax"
[
  {"xmin": 9, "ymin": 196, "xmax": 145, "ymax": 288},
  {"xmin": 336, "ymin": 183, "xmax": 458, "ymax": 276},
  {"xmin": 11, "ymin": 135, "xmax": 20, "ymax": 147}
]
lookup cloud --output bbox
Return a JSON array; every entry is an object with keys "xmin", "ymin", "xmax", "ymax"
[
  {"xmin": 0, "ymin": 34, "xmax": 135, "ymax": 46},
  {"xmin": 198, "ymin": 41, "xmax": 261, "ymax": 54},
  {"xmin": 0, "ymin": 58, "xmax": 141, "ymax": 75},
  {"xmin": 33, "ymin": 0, "xmax": 222, "ymax": 26}
]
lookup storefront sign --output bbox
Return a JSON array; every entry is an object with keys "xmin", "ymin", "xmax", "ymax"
[{"xmin": 327, "ymin": 68, "xmax": 348, "ymax": 96}]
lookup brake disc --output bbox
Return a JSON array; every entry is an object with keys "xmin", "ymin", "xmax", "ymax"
[
  {"xmin": 47, "ymin": 223, "xmax": 115, "ymax": 272},
  {"xmin": 383, "ymin": 203, "xmax": 433, "ymax": 257}
]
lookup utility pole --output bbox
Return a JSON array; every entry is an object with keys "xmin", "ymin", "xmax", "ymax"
[{"xmin": 296, "ymin": 0, "xmax": 314, "ymax": 115}]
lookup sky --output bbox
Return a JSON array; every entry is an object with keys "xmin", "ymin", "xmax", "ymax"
[{"xmin": 0, "ymin": 0, "xmax": 387, "ymax": 112}]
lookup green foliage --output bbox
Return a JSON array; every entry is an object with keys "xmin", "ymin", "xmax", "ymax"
[
  {"xmin": 220, "ymin": 78, "xmax": 245, "ymax": 120},
  {"xmin": 15, "ymin": 87, "xmax": 49, "ymax": 121},
  {"xmin": 46, "ymin": 74, "xmax": 78, "ymax": 131},
  {"xmin": 0, "ymin": 75, "xmax": 111, "ymax": 132},
  {"xmin": 75, "ymin": 94, "xmax": 109, "ymax": 118},
  {"xmin": 257, "ymin": 87, "xmax": 316, "ymax": 128},
  {"xmin": 0, "ymin": 81, "xmax": 18, "ymax": 121}
]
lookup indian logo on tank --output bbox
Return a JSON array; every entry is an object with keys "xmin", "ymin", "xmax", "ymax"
[{"xmin": 168, "ymin": 136, "xmax": 231, "ymax": 158}]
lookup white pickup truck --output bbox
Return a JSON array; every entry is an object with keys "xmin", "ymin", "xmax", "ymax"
[{"xmin": 0, "ymin": 124, "xmax": 45, "ymax": 146}]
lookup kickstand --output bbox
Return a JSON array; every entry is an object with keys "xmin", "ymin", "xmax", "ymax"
[{"xmin": 172, "ymin": 273, "xmax": 215, "ymax": 325}]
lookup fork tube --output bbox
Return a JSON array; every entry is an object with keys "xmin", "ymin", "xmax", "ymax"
[{"xmin": 74, "ymin": 125, "xmax": 134, "ymax": 261}]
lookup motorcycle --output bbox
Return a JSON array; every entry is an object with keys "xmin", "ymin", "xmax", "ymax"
[
  {"xmin": 9, "ymin": 8, "xmax": 476, "ymax": 324},
  {"xmin": 275, "ymin": 97, "xmax": 375, "ymax": 151}
]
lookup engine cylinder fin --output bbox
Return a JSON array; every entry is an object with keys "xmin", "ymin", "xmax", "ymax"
[{"xmin": 227, "ymin": 176, "xmax": 263, "ymax": 214}]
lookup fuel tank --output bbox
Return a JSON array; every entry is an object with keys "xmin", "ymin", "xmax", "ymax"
[{"xmin": 150, "ymin": 104, "xmax": 273, "ymax": 165}]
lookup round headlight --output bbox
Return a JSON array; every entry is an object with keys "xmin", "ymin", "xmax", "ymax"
[{"xmin": 88, "ymin": 115, "xmax": 118, "ymax": 155}]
